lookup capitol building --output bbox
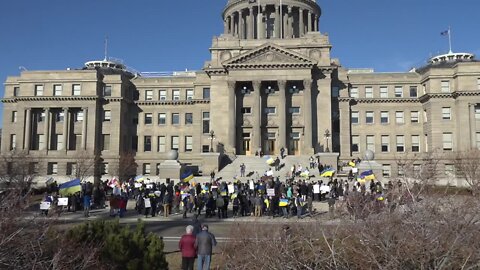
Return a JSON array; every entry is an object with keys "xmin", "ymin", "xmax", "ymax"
[{"xmin": 2, "ymin": 0, "xmax": 480, "ymax": 184}]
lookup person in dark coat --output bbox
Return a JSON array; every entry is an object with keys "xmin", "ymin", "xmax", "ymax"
[{"xmin": 195, "ymin": 224, "xmax": 217, "ymax": 270}]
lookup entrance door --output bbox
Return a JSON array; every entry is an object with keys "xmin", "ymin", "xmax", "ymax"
[
  {"xmin": 243, "ymin": 139, "xmax": 251, "ymax": 155},
  {"xmin": 265, "ymin": 139, "xmax": 275, "ymax": 155},
  {"xmin": 290, "ymin": 139, "xmax": 300, "ymax": 156}
]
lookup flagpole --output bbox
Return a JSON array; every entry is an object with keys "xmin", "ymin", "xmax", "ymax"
[{"xmin": 448, "ymin": 26, "xmax": 452, "ymax": 53}]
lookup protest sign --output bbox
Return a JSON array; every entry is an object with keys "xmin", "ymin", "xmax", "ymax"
[
  {"xmin": 58, "ymin": 198, "xmax": 68, "ymax": 206},
  {"xmin": 228, "ymin": 184, "xmax": 234, "ymax": 194},
  {"xmin": 144, "ymin": 198, "xmax": 151, "ymax": 208},
  {"xmin": 40, "ymin": 202, "xmax": 51, "ymax": 210},
  {"xmin": 267, "ymin": 188, "xmax": 275, "ymax": 196},
  {"xmin": 313, "ymin": 184, "xmax": 320, "ymax": 194}
]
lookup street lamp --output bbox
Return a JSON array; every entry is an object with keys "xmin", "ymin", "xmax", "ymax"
[
  {"xmin": 324, "ymin": 129, "xmax": 330, "ymax": 152},
  {"xmin": 209, "ymin": 130, "xmax": 215, "ymax": 152}
]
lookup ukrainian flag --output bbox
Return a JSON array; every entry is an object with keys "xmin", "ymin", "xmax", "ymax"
[
  {"xmin": 59, "ymin": 179, "xmax": 81, "ymax": 196},
  {"xmin": 134, "ymin": 175, "xmax": 145, "ymax": 182},
  {"xmin": 181, "ymin": 171, "xmax": 194, "ymax": 182},
  {"xmin": 320, "ymin": 168, "xmax": 336, "ymax": 177},
  {"xmin": 279, "ymin": 199, "xmax": 289, "ymax": 207},
  {"xmin": 360, "ymin": 170, "xmax": 375, "ymax": 180}
]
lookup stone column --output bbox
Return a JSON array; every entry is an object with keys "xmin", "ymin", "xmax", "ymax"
[
  {"xmin": 299, "ymin": 8, "xmax": 304, "ymax": 36},
  {"xmin": 227, "ymin": 81, "xmax": 237, "ymax": 153},
  {"xmin": 470, "ymin": 103, "xmax": 477, "ymax": 148},
  {"xmin": 303, "ymin": 79, "xmax": 313, "ymax": 153},
  {"xmin": 248, "ymin": 7, "xmax": 254, "ymax": 39},
  {"xmin": 81, "ymin": 107, "xmax": 88, "ymax": 150},
  {"xmin": 43, "ymin": 108, "xmax": 50, "ymax": 151},
  {"xmin": 24, "ymin": 108, "xmax": 32, "ymax": 151},
  {"xmin": 62, "ymin": 107, "xmax": 69, "ymax": 151},
  {"xmin": 275, "ymin": 5, "xmax": 280, "ymax": 38},
  {"xmin": 307, "ymin": 11, "xmax": 312, "ymax": 32},
  {"xmin": 252, "ymin": 81, "xmax": 262, "ymax": 152},
  {"xmin": 278, "ymin": 80, "xmax": 287, "ymax": 150},
  {"xmin": 258, "ymin": 5, "xmax": 265, "ymax": 39},
  {"xmin": 224, "ymin": 17, "xmax": 228, "ymax": 34},
  {"xmin": 314, "ymin": 15, "xmax": 319, "ymax": 32},
  {"xmin": 239, "ymin": 9, "xmax": 244, "ymax": 39}
]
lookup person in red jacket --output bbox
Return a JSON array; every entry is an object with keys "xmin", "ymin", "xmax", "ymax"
[{"xmin": 179, "ymin": 225, "xmax": 197, "ymax": 270}]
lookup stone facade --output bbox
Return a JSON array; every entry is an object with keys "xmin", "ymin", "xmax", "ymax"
[{"xmin": 2, "ymin": 0, "xmax": 480, "ymax": 185}]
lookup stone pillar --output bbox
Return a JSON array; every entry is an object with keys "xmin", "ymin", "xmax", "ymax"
[
  {"xmin": 252, "ymin": 81, "xmax": 262, "ymax": 152},
  {"xmin": 303, "ymin": 79, "xmax": 313, "ymax": 153},
  {"xmin": 24, "ymin": 108, "xmax": 31, "ymax": 151},
  {"xmin": 249, "ymin": 7, "xmax": 254, "ymax": 39},
  {"xmin": 224, "ymin": 17, "xmax": 228, "ymax": 34},
  {"xmin": 233, "ymin": 13, "xmax": 238, "ymax": 37},
  {"xmin": 275, "ymin": 5, "xmax": 280, "ymax": 38},
  {"xmin": 316, "ymin": 72, "xmax": 333, "ymax": 153},
  {"xmin": 284, "ymin": 6, "xmax": 291, "ymax": 38},
  {"xmin": 307, "ymin": 11, "xmax": 312, "ymax": 32},
  {"xmin": 239, "ymin": 9, "xmax": 244, "ymax": 39},
  {"xmin": 278, "ymin": 80, "xmax": 287, "ymax": 150},
  {"xmin": 62, "ymin": 107, "xmax": 69, "ymax": 151},
  {"xmin": 81, "ymin": 107, "xmax": 88, "ymax": 150},
  {"xmin": 299, "ymin": 8, "xmax": 304, "ymax": 36},
  {"xmin": 227, "ymin": 81, "xmax": 236, "ymax": 153},
  {"xmin": 258, "ymin": 5, "xmax": 265, "ymax": 39},
  {"xmin": 470, "ymin": 103, "xmax": 477, "ymax": 148},
  {"xmin": 43, "ymin": 108, "xmax": 50, "ymax": 151},
  {"xmin": 314, "ymin": 15, "xmax": 319, "ymax": 32}
]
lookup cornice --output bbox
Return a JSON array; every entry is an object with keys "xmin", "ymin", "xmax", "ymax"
[
  {"xmin": 354, "ymin": 98, "xmax": 420, "ymax": 104},
  {"xmin": 135, "ymin": 99, "xmax": 211, "ymax": 106},
  {"xmin": 204, "ymin": 68, "xmax": 228, "ymax": 77},
  {"xmin": 1, "ymin": 96, "xmax": 99, "ymax": 103},
  {"xmin": 418, "ymin": 90, "xmax": 480, "ymax": 103},
  {"xmin": 223, "ymin": 63, "xmax": 315, "ymax": 69}
]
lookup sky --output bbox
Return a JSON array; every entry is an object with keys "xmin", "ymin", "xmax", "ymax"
[{"xmin": 0, "ymin": 0, "xmax": 479, "ymax": 125}]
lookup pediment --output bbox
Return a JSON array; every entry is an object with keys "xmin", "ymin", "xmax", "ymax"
[{"xmin": 222, "ymin": 43, "xmax": 317, "ymax": 70}]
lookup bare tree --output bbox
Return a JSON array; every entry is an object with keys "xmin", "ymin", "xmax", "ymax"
[
  {"xmin": 109, "ymin": 151, "xmax": 137, "ymax": 183},
  {"xmin": 453, "ymin": 148, "xmax": 480, "ymax": 195},
  {"xmin": 0, "ymin": 150, "xmax": 43, "ymax": 192},
  {"xmin": 72, "ymin": 151, "xmax": 99, "ymax": 182}
]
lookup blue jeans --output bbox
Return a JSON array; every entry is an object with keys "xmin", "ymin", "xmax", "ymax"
[{"xmin": 197, "ymin": 254, "xmax": 211, "ymax": 270}]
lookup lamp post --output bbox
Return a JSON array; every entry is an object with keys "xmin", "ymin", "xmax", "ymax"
[
  {"xmin": 324, "ymin": 129, "xmax": 330, "ymax": 152},
  {"xmin": 209, "ymin": 130, "xmax": 215, "ymax": 152}
]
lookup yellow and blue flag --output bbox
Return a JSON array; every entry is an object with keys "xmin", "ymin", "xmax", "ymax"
[
  {"xmin": 279, "ymin": 199, "xmax": 289, "ymax": 207},
  {"xmin": 59, "ymin": 179, "xmax": 81, "ymax": 196},
  {"xmin": 320, "ymin": 168, "xmax": 335, "ymax": 177},
  {"xmin": 360, "ymin": 170, "xmax": 375, "ymax": 180},
  {"xmin": 181, "ymin": 171, "xmax": 194, "ymax": 182},
  {"xmin": 134, "ymin": 175, "xmax": 145, "ymax": 182}
]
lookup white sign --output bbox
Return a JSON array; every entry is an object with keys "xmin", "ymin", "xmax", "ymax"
[
  {"xmin": 144, "ymin": 198, "xmax": 151, "ymax": 208},
  {"xmin": 134, "ymin": 183, "xmax": 142, "ymax": 188},
  {"xmin": 40, "ymin": 202, "xmax": 51, "ymax": 210},
  {"xmin": 146, "ymin": 184, "xmax": 153, "ymax": 189},
  {"xmin": 58, "ymin": 198, "xmax": 68, "ymax": 206},
  {"xmin": 249, "ymin": 180, "xmax": 254, "ymax": 190},
  {"xmin": 267, "ymin": 188, "xmax": 275, "ymax": 197},
  {"xmin": 266, "ymin": 170, "xmax": 273, "ymax": 177},
  {"xmin": 313, "ymin": 184, "xmax": 320, "ymax": 194},
  {"xmin": 320, "ymin": 185, "xmax": 331, "ymax": 194},
  {"xmin": 352, "ymin": 168, "xmax": 358, "ymax": 174},
  {"xmin": 228, "ymin": 184, "xmax": 234, "ymax": 194}
]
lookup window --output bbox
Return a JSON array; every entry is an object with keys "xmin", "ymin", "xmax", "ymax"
[
  {"xmin": 445, "ymin": 164, "xmax": 455, "ymax": 176},
  {"xmin": 476, "ymin": 133, "xmax": 480, "ymax": 149},
  {"xmin": 37, "ymin": 112, "xmax": 46, "ymax": 122},
  {"xmin": 411, "ymin": 111, "xmax": 419, "ymax": 123},
  {"xmin": 411, "ymin": 135, "xmax": 420, "ymax": 152},
  {"xmin": 202, "ymin": 112, "xmax": 210, "ymax": 133},
  {"xmin": 66, "ymin": 163, "xmax": 76, "ymax": 176},
  {"xmin": 158, "ymin": 136, "xmax": 166, "ymax": 152},
  {"xmin": 55, "ymin": 111, "xmax": 64, "ymax": 122},
  {"xmin": 75, "ymin": 111, "xmax": 84, "ymax": 122},
  {"xmin": 291, "ymin": 132, "xmax": 300, "ymax": 139},
  {"xmin": 351, "ymin": 111, "xmax": 359, "ymax": 124},
  {"xmin": 477, "ymin": 78, "xmax": 480, "ymax": 90},
  {"xmin": 101, "ymin": 163, "xmax": 108, "ymax": 175},
  {"xmin": 144, "ymin": 113, "xmax": 153, "ymax": 125},
  {"xmin": 394, "ymin": 86, "xmax": 403, "ymax": 98},
  {"xmin": 143, "ymin": 164, "xmax": 151, "ymax": 175},
  {"xmin": 72, "ymin": 84, "xmax": 81, "ymax": 96},
  {"xmin": 332, "ymin": 87, "xmax": 339, "ymax": 98},
  {"xmin": 13, "ymin": 87, "xmax": 19, "ymax": 97},
  {"xmin": 265, "ymin": 107, "xmax": 276, "ymax": 115},
  {"xmin": 47, "ymin": 163, "xmax": 58, "ymax": 175},
  {"xmin": 38, "ymin": 134, "xmax": 45, "ymax": 150},
  {"xmin": 202, "ymin": 145, "xmax": 210, "ymax": 153},
  {"xmin": 382, "ymin": 164, "xmax": 391, "ymax": 177},
  {"xmin": 475, "ymin": 105, "xmax": 480, "ymax": 120},
  {"xmin": 157, "ymin": 113, "xmax": 166, "ymax": 125},
  {"xmin": 35, "ymin": 85, "xmax": 44, "ymax": 96},
  {"xmin": 380, "ymin": 111, "xmax": 389, "ymax": 124},
  {"xmin": 441, "ymin": 80, "xmax": 450, "ymax": 93},
  {"xmin": 442, "ymin": 132, "xmax": 453, "ymax": 151},
  {"xmin": 53, "ymin": 134, "xmax": 64, "ymax": 150},
  {"xmin": 381, "ymin": 135, "xmax": 389, "ymax": 152},
  {"xmin": 350, "ymin": 87, "xmax": 358, "ymax": 98},
  {"xmin": 11, "ymin": 111, "xmax": 17, "ymax": 122},
  {"xmin": 9, "ymin": 134, "xmax": 16, "ymax": 150},
  {"xmin": 241, "ymin": 107, "xmax": 252, "ymax": 114},
  {"xmin": 144, "ymin": 136, "xmax": 152, "ymax": 152},
  {"xmin": 172, "ymin": 113, "xmax": 180, "ymax": 125},
  {"xmin": 290, "ymin": 107, "xmax": 301, "ymax": 114},
  {"xmin": 365, "ymin": 111, "xmax": 374, "ymax": 124},
  {"xmin": 366, "ymin": 135, "xmax": 375, "ymax": 151},
  {"xmin": 409, "ymin": 86, "xmax": 418, "ymax": 97},
  {"xmin": 365, "ymin": 87, "xmax": 373, "ymax": 98},
  {"xmin": 185, "ymin": 113, "xmax": 193, "ymax": 124},
  {"xmin": 203, "ymin": 88, "xmax": 210, "ymax": 99},
  {"xmin": 54, "ymin": 84, "xmax": 62, "ymax": 96},
  {"xmin": 159, "ymin": 90, "xmax": 167, "ymax": 100},
  {"xmin": 380, "ymin": 87, "xmax": 388, "ymax": 98},
  {"xmin": 103, "ymin": 110, "xmax": 111, "ymax": 122},
  {"xmin": 145, "ymin": 90, "xmax": 153, "ymax": 101},
  {"xmin": 396, "ymin": 135, "xmax": 405, "ymax": 152},
  {"xmin": 395, "ymin": 111, "xmax": 404, "ymax": 124},
  {"xmin": 103, "ymin": 85, "xmax": 112, "ymax": 97},
  {"xmin": 185, "ymin": 136, "xmax": 193, "ymax": 152},
  {"xmin": 171, "ymin": 136, "xmax": 179, "ymax": 150},
  {"xmin": 442, "ymin": 107, "xmax": 451, "ymax": 120},
  {"xmin": 352, "ymin": 135, "xmax": 359, "ymax": 152},
  {"xmin": 102, "ymin": 134, "xmax": 110, "ymax": 151},
  {"xmin": 172, "ymin": 89, "xmax": 180, "ymax": 100},
  {"xmin": 71, "ymin": 134, "xmax": 81, "ymax": 150},
  {"xmin": 186, "ymin": 89, "xmax": 194, "ymax": 100}
]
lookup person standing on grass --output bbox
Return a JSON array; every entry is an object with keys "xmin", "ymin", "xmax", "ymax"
[
  {"xmin": 179, "ymin": 225, "xmax": 197, "ymax": 270},
  {"xmin": 195, "ymin": 224, "xmax": 217, "ymax": 270}
]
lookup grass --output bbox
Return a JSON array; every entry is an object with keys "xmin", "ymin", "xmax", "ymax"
[{"xmin": 166, "ymin": 251, "xmax": 226, "ymax": 270}]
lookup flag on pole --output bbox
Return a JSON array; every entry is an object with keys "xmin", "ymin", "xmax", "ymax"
[
  {"xmin": 59, "ymin": 179, "xmax": 81, "ymax": 196},
  {"xmin": 134, "ymin": 175, "xmax": 145, "ymax": 182},
  {"xmin": 440, "ymin": 30, "xmax": 449, "ymax": 36},
  {"xmin": 320, "ymin": 168, "xmax": 335, "ymax": 177},
  {"xmin": 181, "ymin": 171, "xmax": 194, "ymax": 182},
  {"xmin": 360, "ymin": 170, "xmax": 376, "ymax": 180}
]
